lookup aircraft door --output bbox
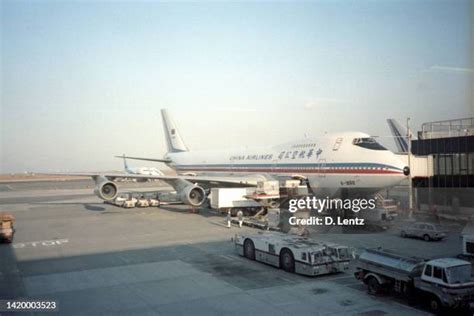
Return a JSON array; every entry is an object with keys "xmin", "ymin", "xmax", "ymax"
[
  {"xmin": 229, "ymin": 158, "xmax": 235, "ymax": 175},
  {"xmin": 333, "ymin": 138, "xmax": 343, "ymax": 151}
]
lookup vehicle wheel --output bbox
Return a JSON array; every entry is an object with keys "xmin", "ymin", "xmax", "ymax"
[
  {"xmin": 428, "ymin": 296, "xmax": 442, "ymax": 313},
  {"xmin": 280, "ymin": 249, "xmax": 295, "ymax": 273},
  {"xmin": 423, "ymin": 234, "xmax": 431, "ymax": 242},
  {"xmin": 244, "ymin": 239, "xmax": 256, "ymax": 260},
  {"xmin": 400, "ymin": 231, "xmax": 407, "ymax": 238},
  {"xmin": 367, "ymin": 277, "xmax": 381, "ymax": 295}
]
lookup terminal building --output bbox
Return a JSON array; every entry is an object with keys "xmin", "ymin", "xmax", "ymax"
[{"xmin": 411, "ymin": 118, "xmax": 474, "ymax": 217}]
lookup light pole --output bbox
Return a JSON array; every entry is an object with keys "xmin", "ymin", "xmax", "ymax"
[{"xmin": 407, "ymin": 117, "xmax": 413, "ymax": 217}]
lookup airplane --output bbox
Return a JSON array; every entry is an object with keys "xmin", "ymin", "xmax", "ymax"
[
  {"xmin": 387, "ymin": 119, "xmax": 410, "ymax": 153},
  {"xmin": 59, "ymin": 109, "xmax": 410, "ymax": 208},
  {"xmin": 121, "ymin": 154, "xmax": 164, "ymax": 180}
]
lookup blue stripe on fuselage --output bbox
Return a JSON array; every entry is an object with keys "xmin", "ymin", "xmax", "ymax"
[{"xmin": 174, "ymin": 162, "xmax": 402, "ymax": 171}]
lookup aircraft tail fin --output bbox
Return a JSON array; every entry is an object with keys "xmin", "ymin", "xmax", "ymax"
[
  {"xmin": 387, "ymin": 119, "xmax": 409, "ymax": 153},
  {"xmin": 161, "ymin": 109, "xmax": 189, "ymax": 153},
  {"xmin": 122, "ymin": 154, "xmax": 131, "ymax": 173}
]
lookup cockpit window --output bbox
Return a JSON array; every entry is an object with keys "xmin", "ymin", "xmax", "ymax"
[{"xmin": 352, "ymin": 138, "xmax": 387, "ymax": 150}]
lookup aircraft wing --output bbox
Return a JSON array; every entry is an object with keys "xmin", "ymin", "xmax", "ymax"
[
  {"xmin": 44, "ymin": 172, "xmax": 262, "ymax": 188},
  {"xmin": 114, "ymin": 155, "xmax": 172, "ymax": 163}
]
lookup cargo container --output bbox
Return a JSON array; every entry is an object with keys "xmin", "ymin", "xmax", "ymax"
[{"xmin": 210, "ymin": 188, "xmax": 261, "ymax": 213}]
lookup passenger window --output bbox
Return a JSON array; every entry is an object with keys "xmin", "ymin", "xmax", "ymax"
[
  {"xmin": 433, "ymin": 266, "xmax": 442, "ymax": 279},
  {"xmin": 314, "ymin": 252, "xmax": 322, "ymax": 262},
  {"xmin": 302, "ymin": 253, "xmax": 307, "ymax": 261},
  {"xmin": 424, "ymin": 265, "xmax": 432, "ymax": 277},
  {"xmin": 467, "ymin": 242, "xmax": 474, "ymax": 254},
  {"xmin": 269, "ymin": 244, "xmax": 275, "ymax": 254}
]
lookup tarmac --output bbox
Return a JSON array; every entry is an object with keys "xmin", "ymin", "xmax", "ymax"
[{"xmin": 0, "ymin": 179, "xmax": 463, "ymax": 315}]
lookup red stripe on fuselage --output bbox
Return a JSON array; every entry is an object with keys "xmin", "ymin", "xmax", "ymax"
[{"xmin": 176, "ymin": 167, "xmax": 402, "ymax": 175}]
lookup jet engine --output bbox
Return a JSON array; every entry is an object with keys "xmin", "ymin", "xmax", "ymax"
[
  {"xmin": 93, "ymin": 176, "xmax": 118, "ymax": 201},
  {"xmin": 179, "ymin": 185, "xmax": 206, "ymax": 207}
]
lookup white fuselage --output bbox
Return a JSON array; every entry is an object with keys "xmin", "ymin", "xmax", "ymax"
[
  {"xmin": 163, "ymin": 132, "xmax": 408, "ymax": 197},
  {"xmin": 126, "ymin": 167, "xmax": 164, "ymax": 177}
]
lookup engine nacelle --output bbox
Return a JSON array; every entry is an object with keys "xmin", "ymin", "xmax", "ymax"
[
  {"xmin": 93, "ymin": 176, "xmax": 118, "ymax": 201},
  {"xmin": 179, "ymin": 185, "xmax": 206, "ymax": 207}
]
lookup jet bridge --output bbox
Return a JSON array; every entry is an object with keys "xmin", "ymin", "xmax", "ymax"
[{"xmin": 395, "ymin": 154, "xmax": 433, "ymax": 178}]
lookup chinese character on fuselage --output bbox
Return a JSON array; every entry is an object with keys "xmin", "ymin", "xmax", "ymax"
[{"xmin": 316, "ymin": 148, "xmax": 323, "ymax": 157}]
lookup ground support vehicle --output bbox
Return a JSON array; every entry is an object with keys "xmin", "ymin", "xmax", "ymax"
[
  {"xmin": 459, "ymin": 222, "xmax": 474, "ymax": 260},
  {"xmin": 136, "ymin": 199, "xmax": 150, "ymax": 207},
  {"xmin": 0, "ymin": 213, "xmax": 15, "ymax": 243},
  {"xmin": 105, "ymin": 196, "xmax": 137, "ymax": 208},
  {"xmin": 354, "ymin": 248, "xmax": 474, "ymax": 312},
  {"xmin": 235, "ymin": 231, "xmax": 353, "ymax": 276},
  {"xmin": 148, "ymin": 199, "xmax": 160, "ymax": 207}
]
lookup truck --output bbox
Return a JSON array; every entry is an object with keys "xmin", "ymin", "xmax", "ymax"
[
  {"xmin": 460, "ymin": 222, "xmax": 474, "ymax": 259},
  {"xmin": 235, "ymin": 231, "xmax": 353, "ymax": 276},
  {"xmin": 351, "ymin": 208, "xmax": 395, "ymax": 231},
  {"xmin": 0, "ymin": 213, "xmax": 15, "ymax": 243},
  {"xmin": 354, "ymin": 248, "xmax": 474, "ymax": 312}
]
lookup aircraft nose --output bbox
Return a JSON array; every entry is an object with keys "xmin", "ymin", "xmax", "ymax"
[{"xmin": 403, "ymin": 166, "xmax": 410, "ymax": 176}]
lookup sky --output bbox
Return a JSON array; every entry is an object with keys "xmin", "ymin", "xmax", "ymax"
[{"xmin": 1, "ymin": 0, "xmax": 473, "ymax": 173}]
